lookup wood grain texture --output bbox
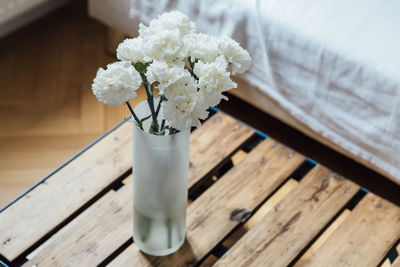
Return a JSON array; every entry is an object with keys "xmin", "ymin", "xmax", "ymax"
[
  {"xmin": 304, "ymin": 194, "xmax": 400, "ymax": 267},
  {"xmin": 294, "ymin": 209, "xmax": 351, "ymax": 267},
  {"xmin": 106, "ymin": 27, "xmax": 126, "ymax": 54},
  {"xmin": 232, "ymin": 76, "xmax": 399, "ymax": 186},
  {"xmin": 214, "ymin": 165, "xmax": 360, "ymax": 267},
  {"xmin": 0, "ymin": 122, "xmax": 132, "ymax": 261},
  {"xmin": 200, "ymin": 254, "xmax": 219, "ymax": 266},
  {"xmin": 0, "ymin": 1, "xmax": 149, "ymax": 207},
  {"xmin": 223, "ymin": 179, "xmax": 299, "ymax": 248},
  {"xmin": 23, "ymin": 183, "xmax": 132, "ymax": 267},
  {"xmin": 189, "ymin": 112, "xmax": 254, "ymax": 187},
  {"xmin": 231, "ymin": 150, "xmax": 247, "ymax": 166},
  {"xmin": 17, "ymin": 113, "xmax": 253, "ymax": 266},
  {"xmin": 393, "ymin": 257, "xmax": 400, "ymax": 267},
  {"xmin": 381, "ymin": 259, "xmax": 391, "ymax": 267},
  {"xmin": 108, "ymin": 138, "xmax": 305, "ymax": 266}
]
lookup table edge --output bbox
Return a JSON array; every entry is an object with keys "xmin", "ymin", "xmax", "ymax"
[{"xmin": 0, "ymin": 116, "xmax": 132, "ymax": 213}]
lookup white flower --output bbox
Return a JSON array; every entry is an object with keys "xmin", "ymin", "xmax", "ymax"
[
  {"xmin": 156, "ymin": 11, "xmax": 195, "ymax": 36},
  {"xmin": 217, "ymin": 36, "xmax": 251, "ymax": 74},
  {"xmin": 162, "ymin": 76, "xmax": 208, "ymax": 130},
  {"xmin": 138, "ymin": 11, "xmax": 194, "ymax": 63},
  {"xmin": 140, "ymin": 25, "xmax": 184, "ymax": 63},
  {"xmin": 146, "ymin": 60, "xmax": 188, "ymax": 94},
  {"xmin": 194, "ymin": 56, "xmax": 237, "ymax": 106},
  {"xmin": 116, "ymin": 37, "xmax": 150, "ymax": 63},
  {"xmin": 92, "ymin": 61, "xmax": 141, "ymax": 106},
  {"xmin": 183, "ymin": 33, "xmax": 220, "ymax": 63}
]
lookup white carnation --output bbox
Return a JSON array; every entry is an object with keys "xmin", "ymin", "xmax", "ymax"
[
  {"xmin": 162, "ymin": 76, "xmax": 208, "ymax": 130},
  {"xmin": 217, "ymin": 36, "xmax": 251, "ymax": 74},
  {"xmin": 146, "ymin": 60, "xmax": 189, "ymax": 94},
  {"xmin": 194, "ymin": 56, "xmax": 237, "ymax": 106},
  {"xmin": 140, "ymin": 25, "xmax": 183, "ymax": 63},
  {"xmin": 183, "ymin": 33, "xmax": 220, "ymax": 63},
  {"xmin": 156, "ymin": 11, "xmax": 195, "ymax": 36},
  {"xmin": 92, "ymin": 61, "xmax": 141, "ymax": 106},
  {"xmin": 116, "ymin": 37, "xmax": 150, "ymax": 63}
]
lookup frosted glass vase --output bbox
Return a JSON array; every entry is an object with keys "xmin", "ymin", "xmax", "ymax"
[{"xmin": 132, "ymin": 99, "xmax": 189, "ymax": 256}]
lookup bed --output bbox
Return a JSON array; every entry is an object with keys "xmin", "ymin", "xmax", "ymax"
[{"xmin": 89, "ymin": 0, "xmax": 400, "ymax": 185}]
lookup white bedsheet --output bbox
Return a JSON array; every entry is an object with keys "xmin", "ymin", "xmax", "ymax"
[{"xmin": 129, "ymin": 0, "xmax": 400, "ymax": 182}]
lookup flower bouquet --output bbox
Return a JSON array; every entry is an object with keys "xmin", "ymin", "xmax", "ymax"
[{"xmin": 92, "ymin": 11, "xmax": 251, "ymax": 256}]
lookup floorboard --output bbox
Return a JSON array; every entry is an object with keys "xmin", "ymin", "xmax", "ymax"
[{"xmin": 0, "ymin": 1, "xmax": 145, "ymax": 207}]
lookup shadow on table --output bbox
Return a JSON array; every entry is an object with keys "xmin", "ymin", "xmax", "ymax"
[{"xmin": 140, "ymin": 237, "xmax": 197, "ymax": 266}]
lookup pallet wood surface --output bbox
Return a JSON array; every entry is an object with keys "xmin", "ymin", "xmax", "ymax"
[
  {"xmin": 303, "ymin": 193, "xmax": 400, "ymax": 267},
  {"xmin": 0, "ymin": 122, "xmax": 133, "ymax": 261},
  {"xmin": 108, "ymin": 138, "xmax": 304, "ymax": 266},
  {"xmin": 213, "ymin": 165, "xmax": 360, "ymax": 267},
  {"xmin": 188, "ymin": 112, "xmax": 254, "ymax": 187},
  {"xmin": 394, "ymin": 257, "xmax": 400, "ymax": 267},
  {"xmin": 1, "ymin": 112, "xmax": 399, "ymax": 267}
]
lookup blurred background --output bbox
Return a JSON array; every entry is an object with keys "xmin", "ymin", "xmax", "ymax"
[{"xmin": 0, "ymin": 0, "xmax": 145, "ymax": 206}]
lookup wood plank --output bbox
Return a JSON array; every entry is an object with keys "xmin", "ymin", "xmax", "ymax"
[
  {"xmin": 106, "ymin": 27, "xmax": 126, "ymax": 55},
  {"xmin": 200, "ymin": 254, "xmax": 219, "ymax": 266},
  {"xmin": 294, "ymin": 209, "xmax": 351, "ymax": 267},
  {"xmin": 26, "ymin": 190, "xmax": 117, "ymax": 261},
  {"xmin": 231, "ymin": 77, "xmax": 400, "ymax": 187},
  {"xmin": 107, "ymin": 245, "xmax": 144, "ymax": 267},
  {"xmin": 23, "ymin": 184, "xmax": 131, "ymax": 267},
  {"xmin": 214, "ymin": 165, "xmax": 360, "ymax": 267},
  {"xmin": 18, "ymin": 113, "xmax": 255, "ymax": 265},
  {"xmin": 0, "ymin": 111, "xmax": 251, "ymax": 262},
  {"xmin": 381, "ymin": 259, "xmax": 392, "ymax": 267},
  {"xmin": 304, "ymin": 194, "xmax": 400, "ymax": 267},
  {"xmin": 0, "ymin": 122, "xmax": 132, "ymax": 261},
  {"xmin": 393, "ymin": 257, "xmax": 400, "ymax": 267},
  {"xmin": 188, "ymin": 112, "xmax": 254, "ymax": 187},
  {"xmin": 108, "ymin": 138, "xmax": 305, "ymax": 266},
  {"xmin": 223, "ymin": 179, "xmax": 298, "ymax": 248},
  {"xmin": 231, "ymin": 150, "xmax": 247, "ymax": 166}
]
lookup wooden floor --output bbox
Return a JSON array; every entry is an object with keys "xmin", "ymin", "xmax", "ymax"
[{"xmin": 0, "ymin": 1, "xmax": 145, "ymax": 207}]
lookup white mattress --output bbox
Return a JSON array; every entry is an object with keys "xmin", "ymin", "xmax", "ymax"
[{"xmin": 127, "ymin": 0, "xmax": 400, "ymax": 182}]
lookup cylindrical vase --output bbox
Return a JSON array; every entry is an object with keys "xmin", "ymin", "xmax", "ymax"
[{"xmin": 132, "ymin": 100, "xmax": 189, "ymax": 256}]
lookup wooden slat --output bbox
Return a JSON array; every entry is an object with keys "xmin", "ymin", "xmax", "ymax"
[
  {"xmin": 108, "ymin": 138, "xmax": 305, "ymax": 266},
  {"xmin": 20, "ymin": 113, "xmax": 254, "ymax": 266},
  {"xmin": 381, "ymin": 259, "xmax": 391, "ymax": 267},
  {"xmin": 25, "ymin": 191, "xmax": 116, "ymax": 261},
  {"xmin": 303, "ymin": 194, "xmax": 400, "ymax": 267},
  {"xmin": 223, "ymin": 179, "xmax": 298, "ymax": 248},
  {"xmin": 294, "ymin": 209, "xmax": 351, "ymax": 266},
  {"xmin": 231, "ymin": 150, "xmax": 247, "ymax": 166},
  {"xmin": 200, "ymin": 254, "xmax": 219, "ymax": 266},
  {"xmin": 0, "ymin": 112, "xmax": 251, "ymax": 262},
  {"xmin": 397, "ymin": 245, "xmax": 400, "ymax": 267},
  {"xmin": 23, "ymin": 182, "xmax": 132, "ymax": 266},
  {"xmin": 0, "ymin": 122, "xmax": 132, "ymax": 261},
  {"xmin": 214, "ymin": 165, "xmax": 360, "ymax": 267},
  {"xmin": 188, "ymin": 112, "xmax": 254, "ymax": 187},
  {"xmin": 393, "ymin": 257, "xmax": 400, "ymax": 267}
]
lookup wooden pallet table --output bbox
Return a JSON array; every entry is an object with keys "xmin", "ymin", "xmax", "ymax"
[{"xmin": 0, "ymin": 111, "xmax": 399, "ymax": 267}]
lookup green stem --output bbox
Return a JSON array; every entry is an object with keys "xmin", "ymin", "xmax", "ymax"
[
  {"xmin": 125, "ymin": 101, "xmax": 143, "ymax": 130},
  {"xmin": 170, "ymin": 127, "xmax": 180, "ymax": 135},
  {"xmin": 188, "ymin": 57, "xmax": 199, "ymax": 81},
  {"xmin": 150, "ymin": 83, "xmax": 154, "ymax": 97},
  {"xmin": 140, "ymin": 74, "xmax": 159, "ymax": 133},
  {"xmin": 160, "ymin": 119, "xmax": 166, "ymax": 130},
  {"xmin": 166, "ymin": 217, "xmax": 172, "ymax": 249},
  {"xmin": 155, "ymin": 97, "xmax": 163, "ymax": 118}
]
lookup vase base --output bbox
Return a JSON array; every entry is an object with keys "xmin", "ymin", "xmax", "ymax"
[{"xmin": 133, "ymin": 236, "xmax": 185, "ymax": 256}]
